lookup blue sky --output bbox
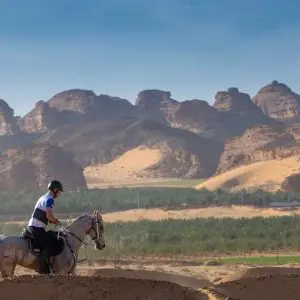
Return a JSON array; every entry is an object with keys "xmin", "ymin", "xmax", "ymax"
[{"xmin": 0, "ymin": 0, "xmax": 300, "ymax": 116}]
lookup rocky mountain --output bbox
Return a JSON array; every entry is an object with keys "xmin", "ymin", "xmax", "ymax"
[
  {"xmin": 215, "ymin": 123, "xmax": 300, "ymax": 174},
  {"xmin": 253, "ymin": 80, "xmax": 300, "ymax": 122},
  {"xmin": 37, "ymin": 118, "xmax": 223, "ymax": 178},
  {"xmin": 136, "ymin": 88, "xmax": 275, "ymax": 141},
  {"xmin": 1, "ymin": 80, "xmax": 300, "ymax": 191},
  {"xmin": 0, "ymin": 143, "xmax": 87, "ymax": 191}
]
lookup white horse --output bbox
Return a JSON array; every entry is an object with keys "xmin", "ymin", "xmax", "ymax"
[{"xmin": 0, "ymin": 210, "xmax": 105, "ymax": 279}]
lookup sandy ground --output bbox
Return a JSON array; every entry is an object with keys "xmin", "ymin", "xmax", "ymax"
[
  {"xmin": 196, "ymin": 156, "xmax": 300, "ymax": 192},
  {"xmin": 84, "ymin": 146, "xmax": 163, "ymax": 186},
  {"xmin": 5, "ymin": 263, "xmax": 300, "ymax": 300}
]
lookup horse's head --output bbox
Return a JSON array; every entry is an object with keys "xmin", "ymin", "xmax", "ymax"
[{"xmin": 87, "ymin": 210, "xmax": 105, "ymax": 250}]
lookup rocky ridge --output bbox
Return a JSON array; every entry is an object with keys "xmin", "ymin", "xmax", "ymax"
[{"xmin": 1, "ymin": 80, "xmax": 300, "ymax": 190}]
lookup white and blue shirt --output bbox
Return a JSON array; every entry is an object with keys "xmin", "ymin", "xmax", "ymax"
[{"xmin": 28, "ymin": 192, "xmax": 55, "ymax": 228}]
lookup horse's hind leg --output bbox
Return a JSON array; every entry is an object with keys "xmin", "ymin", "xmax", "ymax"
[{"xmin": 0, "ymin": 257, "xmax": 16, "ymax": 279}]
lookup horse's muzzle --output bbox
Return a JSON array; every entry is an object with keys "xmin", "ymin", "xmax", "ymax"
[{"xmin": 96, "ymin": 242, "xmax": 105, "ymax": 250}]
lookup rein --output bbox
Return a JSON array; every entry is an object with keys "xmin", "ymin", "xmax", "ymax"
[{"xmin": 56, "ymin": 211, "xmax": 103, "ymax": 273}]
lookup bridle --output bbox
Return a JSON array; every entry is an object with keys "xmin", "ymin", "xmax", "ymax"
[
  {"xmin": 87, "ymin": 210, "xmax": 104, "ymax": 244},
  {"xmin": 56, "ymin": 210, "xmax": 104, "ymax": 274}
]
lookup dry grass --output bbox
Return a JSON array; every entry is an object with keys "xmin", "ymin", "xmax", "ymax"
[{"xmin": 196, "ymin": 156, "xmax": 300, "ymax": 192}]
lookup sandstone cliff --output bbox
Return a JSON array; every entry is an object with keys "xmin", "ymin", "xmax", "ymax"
[
  {"xmin": 0, "ymin": 99, "xmax": 20, "ymax": 135},
  {"xmin": 0, "ymin": 143, "xmax": 87, "ymax": 191},
  {"xmin": 215, "ymin": 124, "xmax": 300, "ymax": 174},
  {"xmin": 253, "ymin": 80, "xmax": 300, "ymax": 122},
  {"xmin": 136, "ymin": 88, "xmax": 275, "ymax": 142},
  {"xmin": 48, "ymin": 89, "xmax": 134, "ymax": 118}
]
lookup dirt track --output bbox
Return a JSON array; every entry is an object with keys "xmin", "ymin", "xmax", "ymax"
[
  {"xmin": 2, "ymin": 267, "xmax": 300, "ymax": 299},
  {"xmin": 0, "ymin": 275, "xmax": 203, "ymax": 300}
]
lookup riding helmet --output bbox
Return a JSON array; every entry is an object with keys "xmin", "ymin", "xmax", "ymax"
[{"xmin": 47, "ymin": 180, "xmax": 64, "ymax": 192}]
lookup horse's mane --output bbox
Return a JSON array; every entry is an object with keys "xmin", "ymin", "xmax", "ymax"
[{"xmin": 66, "ymin": 214, "xmax": 91, "ymax": 228}]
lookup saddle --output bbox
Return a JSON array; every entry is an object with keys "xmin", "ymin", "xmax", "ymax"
[{"xmin": 21, "ymin": 227, "xmax": 65, "ymax": 257}]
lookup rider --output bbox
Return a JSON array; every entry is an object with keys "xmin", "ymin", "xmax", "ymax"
[{"xmin": 27, "ymin": 180, "xmax": 63, "ymax": 274}]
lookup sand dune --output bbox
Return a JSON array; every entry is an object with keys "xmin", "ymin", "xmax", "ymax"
[
  {"xmin": 84, "ymin": 146, "xmax": 163, "ymax": 186},
  {"xmin": 196, "ymin": 156, "xmax": 300, "ymax": 192}
]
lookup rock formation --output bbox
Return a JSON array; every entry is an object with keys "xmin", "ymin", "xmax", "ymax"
[
  {"xmin": 253, "ymin": 80, "xmax": 300, "ymax": 122},
  {"xmin": 0, "ymin": 143, "xmax": 87, "ymax": 191},
  {"xmin": 281, "ymin": 173, "xmax": 300, "ymax": 192},
  {"xmin": 38, "ymin": 118, "xmax": 223, "ymax": 178},
  {"xmin": 215, "ymin": 124, "xmax": 298, "ymax": 174},
  {"xmin": 0, "ymin": 99, "xmax": 20, "ymax": 135}
]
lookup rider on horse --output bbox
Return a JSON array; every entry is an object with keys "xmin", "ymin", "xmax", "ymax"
[{"xmin": 27, "ymin": 180, "xmax": 63, "ymax": 274}]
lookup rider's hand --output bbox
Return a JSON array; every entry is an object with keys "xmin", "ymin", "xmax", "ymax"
[{"xmin": 55, "ymin": 219, "xmax": 62, "ymax": 226}]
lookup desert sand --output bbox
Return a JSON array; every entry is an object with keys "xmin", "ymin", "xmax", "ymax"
[
  {"xmin": 196, "ymin": 156, "xmax": 300, "ymax": 192},
  {"xmin": 84, "ymin": 146, "xmax": 163, "ymax": 186}
]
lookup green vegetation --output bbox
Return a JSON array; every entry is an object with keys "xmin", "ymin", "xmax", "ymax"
[
  {"xmin": 0, "ymin": 187, "xmax": 299, "ymax": 218},
  {"xmin": 2, "ymin": 216, "xmax": 300, "ymax": 258}
]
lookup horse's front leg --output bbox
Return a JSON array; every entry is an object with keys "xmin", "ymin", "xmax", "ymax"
[{"xmin": 0, "ymin": 257, "xmax": 16, "ymax": 280}]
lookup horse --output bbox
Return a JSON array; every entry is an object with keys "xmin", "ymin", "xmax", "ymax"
[{"xmin": 0, "ymin": 210, "xmax": 105, "ymax": 279}]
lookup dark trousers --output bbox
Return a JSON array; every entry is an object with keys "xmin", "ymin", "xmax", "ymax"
[{"xmin": 28, "ymin": 226, "xmax": 52, "ymax": 274}]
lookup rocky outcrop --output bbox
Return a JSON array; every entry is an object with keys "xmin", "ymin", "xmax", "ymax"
[
  {"xmin": 38, "ymin": 118, "xmax": 223, "ymax": 178},
  {"xmin": 214, "ymin": 87, "xmax": 266, "ymax": 118},
  {"xmin": 253, "ymin": 80, "xmax": 300, "ymax": 121},
  {"xmin": 215, "ymin": 124, "xmax": 298, "ymax": 173},
  {"xmin": 48, "ymin": 89, "xmax": 97, "ymax": 113},
  {"xmin": 136, "ymin": 89, "xmax": 274, "ymax": 142},
  {"xmin": 0, "ymin": 143, "xmax": 87, "ymax": 191},
  {"xmin": 166, "ymin": 99, "xmax": 231, "ymax": 140},
  {"xmin": 135, "ymin": 89, "xmax": 178, "ymax": 124},
  {"xmin": 48, "ymin": 89, "xmax": 134, "ymax": 119},
  {"xmin": 281, "ymin": 173, "xmax": 300, "ymax": 192},
  {"xmin": 0, "ymin": 99, "xmax": 20, "ymax": 135},
  {"xmin": 22, "ymin": 101, "xmax": 63, "ymax": 133}
]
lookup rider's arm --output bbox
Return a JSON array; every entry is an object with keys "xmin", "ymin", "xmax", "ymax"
[{"xmin": 45, "ymin": 198, "xmax": 60, "ymax": 225}]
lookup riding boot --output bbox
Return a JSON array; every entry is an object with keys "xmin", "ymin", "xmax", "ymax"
[{"xmin": 39, "ymin": 248, "xmax": 51, "ymax": 275}]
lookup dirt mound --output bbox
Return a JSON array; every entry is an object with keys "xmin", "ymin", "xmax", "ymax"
[
  {"xmin": 217, "ymin": 273, "xmax": 300, "ymax": 300},
  {"xmin": 195, "ymin": 156, "xmax": 300, "ymax": 192},
  {"xmin": 223, "ymin": 266, "xmax": 300, "ymax": 282},
  {"xmin": 0, "ymin": 275, "xmax": 204, "ymax": 300},
  {"xmin": 77, "ymin": 268, "xmax": 212, "ymax": 290}
]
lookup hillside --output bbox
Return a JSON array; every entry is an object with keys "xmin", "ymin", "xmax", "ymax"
[
  {"xmin": 37, "ymin": 118, "xmax": 223, "ymax": 179},
  {"xmin": 196, "ymin": 156, "xmax": 300, "ymax": 192},
  {"xmin": 1, "ymin": 80, "xmax": 300, "ymax": 191},
  {"xmin": 0, "ymin": 143, "xmax": 87, "ymax": 191},
  {"xmin": 84, "ymin": 146, "xmax": 164, "ymax": 186}
]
